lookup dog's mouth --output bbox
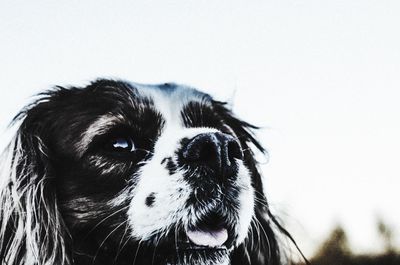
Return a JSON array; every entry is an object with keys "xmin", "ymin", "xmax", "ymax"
[
  {"xmin": 185, "ymin": 227, "xmax": 228, "ymax": 248},
  {"xmin": 176, "ymin": 227, "xmax": 229, "ymax": 252},
  {"xmin": 175, "ymin": 211, "xmax": 235, "ymax": 253}
]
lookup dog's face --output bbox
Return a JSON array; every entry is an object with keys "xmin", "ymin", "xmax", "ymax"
[
  {"xmin": 54, "ymin": 80, "xmax": 254, "ymax": 264},
  {"xmin": 1, "ymin": 80, "xmax": 285, "ymax": 265}
]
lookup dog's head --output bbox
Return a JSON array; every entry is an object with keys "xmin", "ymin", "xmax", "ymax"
[{"xmin": 0, "ymin": 80, "xmax": 286, "ymax": 265}]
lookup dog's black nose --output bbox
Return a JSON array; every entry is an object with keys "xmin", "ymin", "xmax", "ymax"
[{"xmin": 181, "ymin": 132, "xmax": 243, "ymax": 177}]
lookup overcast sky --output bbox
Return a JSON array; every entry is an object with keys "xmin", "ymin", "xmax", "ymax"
[{"xmin": 1, "ymin": 0, "xmax": 400, "ymax": 257}]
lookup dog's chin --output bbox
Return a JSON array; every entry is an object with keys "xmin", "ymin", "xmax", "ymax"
[
  {"xmin": 173, "ymin": 249, "xmax": 230, "ymax": 265},
  {"xmin": 161, "ymin": 238, "xmax": 231, "ymax": 265},
  {"xmin": 146, "ymin": 220, "xmax": 237, "ymax": 265}
]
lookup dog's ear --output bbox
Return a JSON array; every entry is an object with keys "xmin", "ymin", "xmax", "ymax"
[
  {"xmin": 213, "ymin": 101, "xmax": 284, "ymax": 265},
  {"xmin": 214, "ymin": 101, "xmax": 309, "ymax": 265},
  {"xmin": 0, "ymin": 93, "xmax": 71, "ymax": 265}
]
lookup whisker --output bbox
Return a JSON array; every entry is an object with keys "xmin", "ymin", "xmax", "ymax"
[
  {"xmin": 113, "ymin": 222, "xmax": 130, "ymax": 265},
  {"xmin": 92, "ymin": 220, "xmax": 127, "ymax": 265},
  {"xmin": 84, "ymin": 205, "xmax": 129, "ymax": 240},
  {"xmin": 151, "ymin": 235, "xmax": 161, "ymax": 265},
  {"xmin": 254, "ymin": 215, "xmax": 272, "ymax": 262},
  {"xmin": 132, "ymin": 240, "xmax": 142, "ymax": 265}
]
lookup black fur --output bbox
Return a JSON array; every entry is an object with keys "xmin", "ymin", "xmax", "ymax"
[{"xmin": 0, "ymin": 79, "xmax": 306, "ymax": 265}]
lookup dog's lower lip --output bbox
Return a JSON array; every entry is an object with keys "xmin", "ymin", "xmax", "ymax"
[{"xmin": 177, "ymin": 241, "xmax": 228, "ymax": 251}]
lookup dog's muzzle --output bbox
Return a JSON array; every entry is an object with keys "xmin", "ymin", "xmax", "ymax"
[{"xmin": 176, "ymin": 132, "xmax": 244, "ymax": 249}]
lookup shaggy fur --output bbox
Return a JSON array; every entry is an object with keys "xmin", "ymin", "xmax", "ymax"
[{"xmin": 0, "ymin": 79, "xmax": 305, "ymax": 265}]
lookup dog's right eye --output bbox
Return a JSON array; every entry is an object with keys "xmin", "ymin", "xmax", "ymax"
[{"xmin": 106, "ymin": 137, "xmax": 135, "ymax": 153}]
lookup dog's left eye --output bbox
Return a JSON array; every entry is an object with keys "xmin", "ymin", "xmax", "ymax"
[{"xmin": 108, "ymin": 137, "xmax": 135, "ymax": 153}]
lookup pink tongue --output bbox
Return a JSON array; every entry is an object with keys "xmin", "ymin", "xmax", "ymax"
[{"xmin": 186, "ymin": 228, "xmax": 228, "ymax": 248}]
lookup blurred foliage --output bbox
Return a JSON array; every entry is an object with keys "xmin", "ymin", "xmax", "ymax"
[
  {"xmin": 294, "ymin": 220, "xmax": 400, "ymax": 265},
  {"xmin": 378, "ymin": 217, "xmax": 395, "ymax": 253}
]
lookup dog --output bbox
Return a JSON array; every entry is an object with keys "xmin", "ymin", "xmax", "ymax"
[{"xmin": 0, "ymin": 79, "xmax": 304, "ymax": 265}]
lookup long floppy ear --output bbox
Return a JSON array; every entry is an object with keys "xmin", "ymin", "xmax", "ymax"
[
  {"xmin": 214, "ymin": 101, "xmax": 310, "ymax": 265},
  {"xmin": 0, "ymin": 98, "xmax": 71, "ymax": 265}
]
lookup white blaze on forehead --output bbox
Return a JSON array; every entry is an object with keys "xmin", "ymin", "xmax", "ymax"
[{"xmin": 131, "ymin": 82, "xmax": 211, "ymax": 127}]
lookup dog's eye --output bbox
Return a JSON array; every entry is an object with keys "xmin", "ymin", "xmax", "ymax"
[{"xmin": 108, "ymin": 137, "xmax": 135, "ymax": 153}]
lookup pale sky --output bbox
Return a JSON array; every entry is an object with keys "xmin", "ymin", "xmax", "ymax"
[{"xmin": 1, "ymin": 0, "xmax": 400, "ymax": 258}]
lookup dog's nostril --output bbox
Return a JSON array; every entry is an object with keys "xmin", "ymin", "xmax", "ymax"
[
  {"xmin": 227, "ymin": 139, "xmax": 243, "ymax": 161},
  {"xmin": 181, "ymin": 132, "xmax": 242, "ymax": 177},
  {"xmin": 196, "ymin": 142, "xmax": 219, "ymax": 164}
]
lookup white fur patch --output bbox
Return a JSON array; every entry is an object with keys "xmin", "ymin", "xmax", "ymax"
[
  {"xmin": 126, "ymin": 84, "xmax": 255, "ymax": 249},
  {"xmin": 127, "ymin": 126, "xmax": 219, "ymax": 240},
  {"xmin": 234, "ymin": 162, "xmax": 255, "ymax": 245}
]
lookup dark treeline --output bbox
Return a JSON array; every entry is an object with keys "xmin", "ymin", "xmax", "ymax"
[{"xmin": 294, "ymin": 220, "xmax": 400, "ymax": 265}]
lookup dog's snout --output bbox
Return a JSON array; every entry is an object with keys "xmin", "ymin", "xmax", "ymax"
[{"xmin": 181, "ymin": 132, "xmax": 243, "ymax": 177}]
